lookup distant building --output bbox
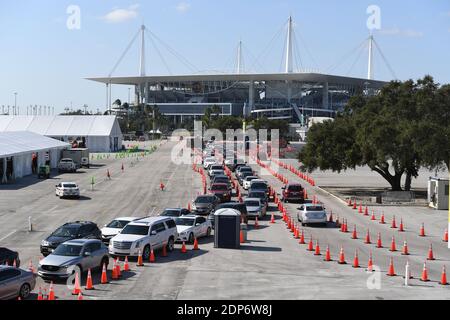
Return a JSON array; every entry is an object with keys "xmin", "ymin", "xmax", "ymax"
[{"xmin": 0, "ymin": 115, "xmax": 123, "ymax": 152}]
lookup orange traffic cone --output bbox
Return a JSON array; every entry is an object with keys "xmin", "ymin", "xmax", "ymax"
[
  {"xmin": 270, "ymin": 212, "xmax": 275, "ymax": 224},
  {"xmin": 193, "ymin": 238, "xmax": 199, "ymax": 250},
  {"xmin": 427, "ymin": 244, "xmax": 435, "ymax": 261},
  {"xmin": 390, "ymin": 236, "xmax": 397, "ymax": 252},
  {"xmin": 376, "ymin": 232, "xmax": 383, "ymax": 248},
  {"xmin": 149, "ymin": 249, "xmax": 156, "ymax": 262},
  {"xmin": 351, "ymin": 225, "xmax": 358, "ymax": 239},
  {"xmin": 101, "ymin": 263, "xmax": 108, "ymax": 284},
  {"xmin": 387, "ymin": 257, "xmax": 396, "ymax": 276},
  {"xmin": 443, "ymin": 229, "xmax": 448, "ymax": 242},
  {"xmin": 352, "ymin": 250, "xmax": 360, "ymax": 268},
  {"xmin": 380, "ymin": 212, "xmax": 386, "ymax": 224},
  {"xmin": 391, "ymin": 216, "xmax": 397, "ymax": 229},
  {"xmin": 111, "ymin": 259, "xmax": 118, "ymax": 280},
  {"xmin": 299, "ymin": 230, "xmax": 305, "ymax": 244},
  {"xmin": 370, "ymin": 210, "xmax": 376, "ymax": 221},
  {"xmin": 307, "ymin": 236, "xmax": 314, "ymax": 251},
  {"xmin": 340, "ymin": 219, "xmax": 345, "ymax": 232},
  {"xmin": 440, "ymin": 266, "xmax": 448, "ymax": 285},
  {"xmin": 358, "ymin": 203, "xmax": 363, "ymax": 214},
  {"xmin": 364, "ymin": 229, "xmax": 371, "ymax": 244},
  {"xmin": 187, "ymin": 202, "xmax": 191, "ymax": 211},
  {"xmin": 162, "ymin": 243, "xmax": 168, "ymax": 257},
  {"xmin": 124, "ymin": 256, "xmax": 130, "ymax": 271},
  {"xmin": 419, "ymin": 223, "xmax": 426, "ymax": 237},
  {"xmin": 338, "ymin": 246, "xmax": 346, "ymax": 264},
  {"xmin": 399, "ymin": 218, "xmax": 405, "ymax": 232},
  {"xmin": 181, "ymin": 241, "xmax": 187, "ymax": 253},
  {"xmin": 420, "ymin": 262, "xmax": 429, "ymax": 282},
  {"xmin": 77, "ymin": 292, "xmax": 83, "ymax": 300},
  {"xmin": 352, "ymin": 201, "xmax": 357, "ymax": 210},
  {"xmin": 314, "ymin": 241, "xmax": 321, "ymax": 256},
  {"xmin": 107, "ymin": 169, "xmax": 111, "ymax": 179},
  {"xmin": 48, "ymin": 282, "xmax": 55, "ymax": 300},
  {"xmin": 160, "ymin": 182, "xmax": 165, "ymax": 191},
  {"xmin": 115, "ymin": 259, "xmax": 122, "ymax": 278},
  {"xmin": 343, "ymin": 220, "xmax": 348, "ymax": 233},
  {"xmin": 85, "ymin": 269, "xmax": 94, "ymax": 290},
  {"xmin": 255, "ymin": 216, "xmax": 259, "ymax": 229},
  {"xmin": 367, "ymin": 252, "xmax": 373, "ymax": 272},
  {"xmin": 136, "ymin": 249, "xmax": 144, "ymax": 267},
  {"xmin": 401, "ymin": 241, "xmax": 409, "ymax": 255},
  {"xmin": 72, "ymin": 272, "xmax": 81, "ymax": 295},
  {"xmin": 348, "ymin": 198, "xmax": 352, "ymax": 206},
  {"xmin": 328, "ymin": 210, "xmax": 334, "ymax": 223},
  {"xmin": 37, "ymin": 287, "xmax": 43, "ymax": 300},
  {"xmin": 240, "ymin": 230, "xmax": 245, "ymax": 243},
  {"xmin": 324, "ymin": 245, "xmax": 332, "ymax": 261},
  {"xmin": 364, "ymin": 206, "xmax": 369, "ymax": 216}
]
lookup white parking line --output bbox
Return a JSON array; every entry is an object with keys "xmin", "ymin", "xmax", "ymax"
[{"xmin": 0, "ymin": 230, "xmax": 17, "ymax": 242}]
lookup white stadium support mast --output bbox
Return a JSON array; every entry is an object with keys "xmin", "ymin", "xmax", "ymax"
[
  {"xmin": 139, "ymin": 25, "xmax": 146, "ymax": 77},
  {"xmin": 285, "ymin": 15, "xmax": 294, "ymax": 73},
  {"xmin": 367, "ymin": 34, "xmax": 374, "ymax": 80},
  {"xmin": 236, "ymin": 40, "xmax": 243, "ymax": 74}
]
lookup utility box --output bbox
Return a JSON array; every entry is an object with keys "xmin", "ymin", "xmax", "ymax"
[
  {"xmin": 428, "ymin": 177, "xmax": 449, "ymax": 210},
  {"xmin": 214, "ymin": 208, "xmax": 241, "ymax": 249}
]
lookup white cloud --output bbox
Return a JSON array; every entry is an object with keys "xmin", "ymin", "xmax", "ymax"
[
  {"xmin": 175, "ymin": 2, "xmax": 191, "ymax": 13},
  {"xmin": 102, "ymin": 4, "xmax": 139, "ymax": 23},
  {"xmin": 379, "ymin": 27, "xmax": 424, "ymax": 38}
]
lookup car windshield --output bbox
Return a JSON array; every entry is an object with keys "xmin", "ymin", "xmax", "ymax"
[
  {"xmin": 288, "ymin": 185, "xmax": 302, "ymax": 191},
  {"xmin": 196, "ymin": 196, "xmax": 214, "ymax": 204},
  {"xmin": 245, "ymin": 201, "xmax": 260, "ymax": 207},
  {"xmin": 306, "ymin": 206, "xmax": 324, "ymax": 211},
  {"xmin": 174, "ymin": 218, "xmax": 195, "ymax": 226},
  {"xmin": 62, "ymin": 184, "xmax": 77, "ymax": 188},
  {"xmin": 52, "ymin": 226, "xmax": 79, "ymax": 237},
  {"xmin": 212, "ymin": 184, "xmax": 228, "ymax": 191},
  {"xmin": 53, "ymin": 244, "xmax": 82, "ymax": 257},
  {"xmin": 106, "ymin": 220, "xmax": 132, "ymax": 228},
  {"xmin": 121, "ymin": 225, "xmax": 149, "ymax": 235},
  {"xmin": 161, "ymin": 209, "xmax": 181, "ymax": 217}
]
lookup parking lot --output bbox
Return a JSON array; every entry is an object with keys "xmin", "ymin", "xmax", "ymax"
[{"xmin": 0, "ymin": 140, "xmax": 449, "ymax": 300}]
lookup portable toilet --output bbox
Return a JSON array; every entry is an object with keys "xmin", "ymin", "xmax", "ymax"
[
  {"xmin": 428, "ymin": 177, "xmax": 449, "ymax": 210},
  {"xmin": 214, "ymin": 208, "xmax": 241, "ymax": 249}
]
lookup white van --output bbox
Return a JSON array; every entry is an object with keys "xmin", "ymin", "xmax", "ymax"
[{"xmin": 109, "ymin": 217, "xmax": 178, "ymax": 260}]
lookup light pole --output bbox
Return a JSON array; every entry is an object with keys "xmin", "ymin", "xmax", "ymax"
[{"xmin": 14, "ymin": 92, "xmax": 17, "ymax": 115}]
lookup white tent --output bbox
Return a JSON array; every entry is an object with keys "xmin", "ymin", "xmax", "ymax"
[
  {"xmin": 0, "ymin": 131, "xmax": 70, "ymax": 182},
  {"xmin": 0, "ymin": 115, "xmax": 123, "ymax": 152}
]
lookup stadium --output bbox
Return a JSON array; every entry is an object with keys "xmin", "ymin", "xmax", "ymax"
[{"xmin": 87, "ymin": 17, "xmax": 388, "ymax": 126}]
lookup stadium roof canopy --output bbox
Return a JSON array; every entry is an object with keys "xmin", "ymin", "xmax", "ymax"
[
  {"xmin": 86, "ymin": 72, "xmax": 387, "ymax": 88},
  {"xmin": 0, "ymin": 131, "xmax": 70, "ymax": 158},
  {"xmin": 0, "ymin": 116, "xmax": 119, "ymax": 137}
]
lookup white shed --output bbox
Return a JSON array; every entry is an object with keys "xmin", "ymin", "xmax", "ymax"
[
  {"xmin": 0, "ymin": 115, "xmax": 123, "ymax": 152},
  {"xmin": 0, "ymin": 131, "xmax": 70, "ymax": 183}
]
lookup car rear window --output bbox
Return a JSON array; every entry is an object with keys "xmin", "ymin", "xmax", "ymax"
[
  {"xmin": 161, "ymin": 209, "xmax": 181, "ymax": 217},
  {"xmin": 63, "ymin": 184, "xmax": 77, "ymax": 188},
  {"xmin": 121, "ymin": 225, "xmax": 149, "ymax": 235},
  {"xmin": 212, "ymin": 184, "xmax": 228, "ymax": 191},
  {"xmin": 196, "ymin": 196, "xmax": 214, "ymax": 203},
  {"xmin": 245, "ymin": 200, "xmax": 260, "ymax": 207},
  {"xmin": 306, "ymin": 206, "xmax": 324, "ymax": 211},
  {"xmin": 251, "ymin": 183, "xmax": 267, "ymax": 190},
  {"xmin": 288, "ymin": 185, "xmax": 302, "ymax": 191}
]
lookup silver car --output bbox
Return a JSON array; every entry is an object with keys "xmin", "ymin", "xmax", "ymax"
[
  {"xmin": 297, "ymin": 204, "xmax": 327, "ymax": 226},
  {"xmin": 38, "ymin": 239, "xmax": 109, "ymax": 279},
  {"xmin": 0, "ymin": 266, "xmax": 36, "ymax": 300},
  {"xmin": 244, "ymin": 197, "xmax": 266, "ymax": 218}
]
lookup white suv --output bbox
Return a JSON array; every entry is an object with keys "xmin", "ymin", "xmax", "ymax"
[{"xmin": 109, "ymin": 217, "xmax": 178, "ymax": 260}]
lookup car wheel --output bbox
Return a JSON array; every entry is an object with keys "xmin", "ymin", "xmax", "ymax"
[
  {"xmin": 301, "ymin": 222, "xmax": 305, "ymax": 226},
  {"xmin": 188, "ymin": 233, "xmax": 194, "ymax": 244},
  {"xmin": 206, "ymin": 227, "xmax": 212, "ymax": 237},
  {"xmin": 166, "ymin": 237, "xmax": 175, "ymax": 252},
  {"xmin": 19, "ymin": 283, "xmax": 31, "ymax": 300},
  {"xmin": 100, "ymin": 256, "xmax": 109, "ymax": 270},
  {"xmin": 142, "ymin": 245, "xmax": 150, "ymax": 260}
]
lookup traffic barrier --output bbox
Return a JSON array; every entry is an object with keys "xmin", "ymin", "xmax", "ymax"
[
  {"xmin": 419, "ymin": 223, "xmax": 426, "ymax": 237},
  {"xmin": 364, "ymin": 229, "xmax": 371, "ymax": 244},
  {"xmin": 401, "ymin": 241, "xmax": 409, "ymax": 255},
  {"xmin": 124, "ymin": 256, "xmax": 130, "ymax": 271},
  {"xmin": 72, "ymin": 272, "xmax": 82, "ymax": 295},
  {"xmin": 389, "ymin": 236, "xmax": 397, "ymax": 252},
  {"xmin": 338, "ymin": 246, "xmax": 346, "ymax": 264},
  {"xmin": 420, "ymin": 262, "xmax": 429, "ymax": 282},
  {"xmin": 440, "ymin": 266, "xmax": 448, "ymax": 285},
  {"xmin": 427, "ymin": 244, "xmax": 435, "ymax": 261},
  {"xmin": 351, "ymin": 225, "xmax": 358, "ymax": 239},
  {"xmin": 149, "ymin": 249, "xmax": 156, "ymax": 262},
  {"xmin": 193, "ymin": 238, "xmax": 199, "ymax": 250},
  {"xmin": 352, "ymin": 250, "xmax": 360, "ymax": 268},
  {"xmin": 314, "ymin": 241, "xmax": 321, "ymax": 256},
  {"xmin": 387, "ymin": 257, "xmax": 396, "ymax": 276},
  {"xmin": 376, "ymin": 232, "xmax": 383, "ymax": 248},
  {"xmin": 101, "ymin": 263, "xmax": 109, "ymax": 283},
  {"xmin": 85, "ymin": 269, "xmax": 94, "ymax": 290},
  {"xmin": 399, "ymin": 219, "xmax": 405, "ymax": 232},
  {"xmin": 136, "ymin": 250, "xmax": 144, "ymax": 267},
  {"xmin": 391, "ymin": 216, "xmax": 397, "ymax": 229},
  {"xmin": 48, "ymin": 282, "xmax": 55, "ymax": 300},
  {"xmin": 324, "ymin": 246, "xmax": 332, "ymax": 261}
]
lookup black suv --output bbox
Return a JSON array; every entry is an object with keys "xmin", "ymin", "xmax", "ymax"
[
  {"xmin": 0, "ymin": 248, "xmax": 20, "ymax": 267},
  {"xmin": 40, "ymin": 221, "xmax": 102, "ymax": 256}
]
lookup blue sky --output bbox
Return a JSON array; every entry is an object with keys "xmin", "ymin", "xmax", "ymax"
[{"xmin": 0, "ymin": 0, "xmax": 449, "ymax": 114}]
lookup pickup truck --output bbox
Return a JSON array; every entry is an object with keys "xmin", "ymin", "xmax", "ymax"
[{"xmin": 57, "ymin": 158, "xmax": 77, "ymax": 173}]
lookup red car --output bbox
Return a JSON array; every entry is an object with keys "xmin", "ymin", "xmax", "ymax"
[
  {"xmin": 209, "ymin": 183, "xmax": 231, "ymax": 203},
  {"xmin": 281, "ymin": 183, "xmax": 304, "ymax": 203}
]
